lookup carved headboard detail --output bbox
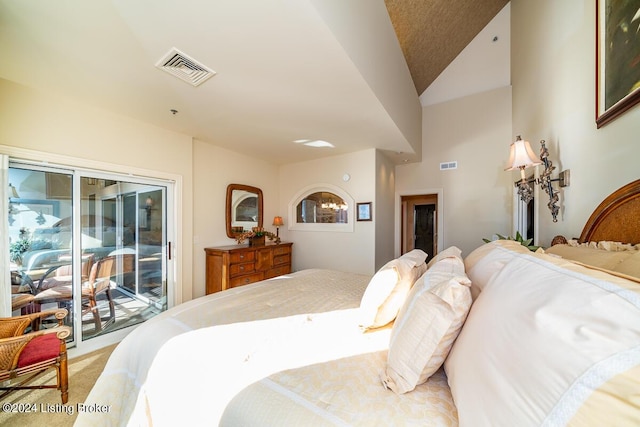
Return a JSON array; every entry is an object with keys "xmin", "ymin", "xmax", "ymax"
[{"xmin": 579, "ymin": 179, "xmax": 640, "ymax": 245}]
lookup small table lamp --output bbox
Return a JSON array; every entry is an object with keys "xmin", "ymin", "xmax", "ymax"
[{"xmin": 272, "ymin": 216, "xmax": 284, "ymax": 238}]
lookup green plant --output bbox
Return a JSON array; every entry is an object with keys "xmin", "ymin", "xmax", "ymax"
[
  {"xmin": 482, "ymin": 231, "xmax": 540, "ymax": 252},
  {"xmin": 9, "ymin": 238, "xmax": 31, "ymax": 264}
]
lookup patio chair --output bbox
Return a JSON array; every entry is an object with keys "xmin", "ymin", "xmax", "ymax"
[
  {"xmin": 0, "ymin": 308, "xmax": 71, "ymax": 403},
  {"xmin": 36, "ymin": 253, "xmax": 95, "ymax": 292},
  {"xmin": 33, "ymin": 256, "xmax": 116, "ymax": 334}
]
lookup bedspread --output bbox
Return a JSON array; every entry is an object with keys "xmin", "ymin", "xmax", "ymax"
[
  {"xmin": 221, "ymin": 353, "xmax": 457, "ymax": 426},
  {"xmin": 74, "ymin": 269, "xmax": 398, "ymax": 426}
]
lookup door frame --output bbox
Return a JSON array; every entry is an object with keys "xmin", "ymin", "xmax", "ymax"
[
  {"xmin": 512, "ymin": 171, "xmax": 539, "ymax": 245},
  {"xmin": 403, "ymin": 196, "xmax": 437, "ymax": 258},
  {"xmin": 395, "ymin": 189, "xmax": 444, "ymax": 258},
  {"xmin": 1, "ymin": 144, "xmax": 180, "ymax": 357}
]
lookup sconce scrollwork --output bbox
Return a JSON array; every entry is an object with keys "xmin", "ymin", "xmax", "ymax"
[{"xmin": 506, "ymin": 137, "xmax": 570, "ymax": 223}]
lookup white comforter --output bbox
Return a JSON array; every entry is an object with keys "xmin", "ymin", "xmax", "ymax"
[{"xmin": 75, "ymin": 269, "xmax": 391, "ymax": 426}]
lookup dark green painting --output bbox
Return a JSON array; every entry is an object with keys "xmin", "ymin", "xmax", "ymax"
[{"xmin": 597, "ymin": 0, "xmax": 640, "ymax": 127}]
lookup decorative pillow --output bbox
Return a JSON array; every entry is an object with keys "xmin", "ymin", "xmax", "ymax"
[
  {"xmin": 381, "ymin": 249, "xmax": 471, "ymax": 394},
  {"xmin": 445, "ymin": 248, "xmax": 640, "ymax": 426},
  {"xmin": 564, "ymin": 239, "xmax": 639, "ymax": 251},
  {"xmin": 359, "ymin": 249, "xmax": 427, "ymax": 330},
  {"xmin": 544, "ymin": 244, "xmax": 636, "ymax": 271}
]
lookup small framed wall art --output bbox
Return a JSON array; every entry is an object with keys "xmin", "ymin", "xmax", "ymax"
[{"xmin": 356, "ymin": 202, "xmax": 372, "ymax": 221}]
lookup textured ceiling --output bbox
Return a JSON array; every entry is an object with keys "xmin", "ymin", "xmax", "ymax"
[{"xmin": 385, "ymin": 0, "xmax": 510, "ymax": 94}]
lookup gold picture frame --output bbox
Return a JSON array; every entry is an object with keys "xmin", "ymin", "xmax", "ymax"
[{"xmin": 596, "ymin": 0, "xmax": 640, "ymax": 128}]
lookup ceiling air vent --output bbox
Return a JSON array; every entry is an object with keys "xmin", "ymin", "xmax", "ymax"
[
  {"xmin": 439, "ymin": 161, "xmax": 458, "ymax": 170},
  {"xmin": 156, "ymin": 48, "xmax": 216, "ymax": 87}
]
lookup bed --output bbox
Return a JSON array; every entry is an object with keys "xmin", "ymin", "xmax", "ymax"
[{"xmin": 75, "ymin": 180, "xmax": 640, "ymax": 427}]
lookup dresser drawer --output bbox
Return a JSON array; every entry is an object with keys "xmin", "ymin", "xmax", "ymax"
[
  {"xmin": 273, "ymin": 246, "xmax": 291, "ymax": 256},
  {"xmin": 229, "ymin": 262, "xmax": 255, "ymax": 277},
  {"xmin": 229, "ymin": 272, "xmax": 264, "ymax": 288},
  {"xmin": 230, "ymin": 251, "xmax": 255, "ymax": 264},
  {"xmin": 265, "ymin": 265, "xmax": 291, "ymax": 279},
  {"xmin": 273, "ymin": 254, "xmax": 290, "ymax": 266}
]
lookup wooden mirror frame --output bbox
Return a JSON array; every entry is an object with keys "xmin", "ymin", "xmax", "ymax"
[{"xmin": 225, "ymin": 184, "xmax": 263, "ymax": 238}]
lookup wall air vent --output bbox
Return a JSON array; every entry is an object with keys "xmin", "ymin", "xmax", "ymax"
[
  {"xmin": 156, "ymin": 48, "xmax": 216, "ymax": 87},
  {"xmin": 439, "ymin": 161, "xmax": 458, "ymax": 170}
]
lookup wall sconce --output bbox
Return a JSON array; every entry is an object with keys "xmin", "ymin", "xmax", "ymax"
[
  {"xmin": 505, "ymin": 136, "xmax": 540, "ymax": 204},
  {"xmin": 505, "ymin": 136, "xmax": 570, "ymax": 223},
  {"xmin": 9, "ymin": 183, "xmax": 19, "ymax": 199},
  {"xmin": 145, "ymin": 196, "xmax": 154, "ymax": 211},
  {"xmin": 272, "ymin": 216, "xmax": 284, "ymax": 238},
  {"xmin": 8, "ymin": 183, "xmax": 20, "ymax": 226}
]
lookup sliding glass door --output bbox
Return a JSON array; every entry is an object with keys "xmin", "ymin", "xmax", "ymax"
[
  {"xmin": 7, "ymin": 162, "xmax": 171, "ymax": 347},
  {"xmin": 8, "ymin": 166, "xmax": 77, "ymax": 338}
]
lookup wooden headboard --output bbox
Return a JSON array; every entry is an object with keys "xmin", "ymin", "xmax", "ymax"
[{"xmin": 579, "ymin": 179, "xmax": 640, "ymax": 245}]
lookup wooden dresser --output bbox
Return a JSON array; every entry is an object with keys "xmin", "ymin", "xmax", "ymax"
[{"xmin": 204, "ymin": 242, "xmax": 293, "ymax": 294}]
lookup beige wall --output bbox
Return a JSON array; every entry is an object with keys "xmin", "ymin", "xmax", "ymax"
[
  {"xmin": 191, "ymin": 140, "xmax": 279, "ymax": 298},
  {"xmin": 11, "ymin": 0, "xmax": 635, "ymax": 301},
  {"xmin": 0, "ymin": 78, "xmax": 195, "ymax": 302},
  {"xmin": 279, "ymin": 149, "xmax": 377, "ymax": 274},
  {"xmin": 375, "ymin": 150, "xmax": 396, "ymax": 270},
  {"xmin": 310, "ymin": 0, "xmax": 422, "ymax": 157},
  {"xmin": 512, "ymin": 0, "xmax": 640, "ymax": 246},
  {"xmin": 396, "ymin": 86, "xmax": 513, "ymax": 258}
]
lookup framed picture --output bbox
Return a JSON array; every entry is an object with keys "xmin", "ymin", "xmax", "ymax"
[
  {"xmin": 596, "ymin": 0, "xmax": 640, "ymax": 128},
  {"xmin": 356, "ymin": 202, "xmax": 372, "ymax": 221}
]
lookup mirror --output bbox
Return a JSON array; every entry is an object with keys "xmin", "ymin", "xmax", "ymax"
[{"xmin": 226, "ymin": 184, "xmax": 263, "ymax": 238}]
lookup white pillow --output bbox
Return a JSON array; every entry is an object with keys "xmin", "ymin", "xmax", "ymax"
[
  {"xmin": 381, "ymin": 249, "xmax": 471, "ymax": 394},
  {"xmin": 445, "ymin": 249, "xmax": 640, "ymax": 426},
  {"xmin": 426, "ymin": 245, "xmax": 463, "ymax": 269},
  {"xmin": 464, "ymin": 240, "xmax": 531, "ymax": 299},
  {"xmin": 359, "ymin": 249, "xmax": 427, "ymax": 330}
]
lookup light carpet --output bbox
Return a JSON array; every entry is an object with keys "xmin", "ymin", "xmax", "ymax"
[{"xmin": 0, "ymin": 343, "xmax": 116, "ymax": 427}]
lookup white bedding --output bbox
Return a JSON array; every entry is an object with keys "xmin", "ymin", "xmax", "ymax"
[
  {"xmin": 75, "ymin": 269, "xmax": 430, "ymax": 426},
  {"xmin": 221, "ymin": 355, "xmax": 456, "ymax": 426}
]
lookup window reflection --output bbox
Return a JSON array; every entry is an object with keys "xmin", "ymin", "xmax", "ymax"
[
  {"xmin": 8, "ymin": 168, "xmax": 167, "ymax": 345},
  {"xmin": 296, "ymin": 192, "xmax": 348, "ymax": 224}
]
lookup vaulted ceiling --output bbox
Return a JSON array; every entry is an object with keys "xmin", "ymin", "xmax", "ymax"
[
  {"xmin": 0, "ymin": 1, "xmax": 509, "ymax": 165},
  {"xmin": 385, "ymin": 0, "xmax": 510, "ymax": 94}
]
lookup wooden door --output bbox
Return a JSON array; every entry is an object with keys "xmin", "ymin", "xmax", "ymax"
[{"xmin": 401, "ymin": 194, "xmax": 438, "ymax": 261}]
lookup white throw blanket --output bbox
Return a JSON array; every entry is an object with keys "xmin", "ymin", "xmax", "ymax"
[{"xmin": 75, "ymin": 269, "xmax": 386, "ymax": 426}]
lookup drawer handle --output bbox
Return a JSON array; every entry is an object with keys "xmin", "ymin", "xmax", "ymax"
[
  {"xmin": 239, "ymin": 266, "xmax": 245, "ymax": 271},
  {"xmin": 239, "ymin": 255, "xmax": 245, "ymax": 259},
  {"xmin": 244, "ymin": 278, "xmax": 250, "ymax": 284}
]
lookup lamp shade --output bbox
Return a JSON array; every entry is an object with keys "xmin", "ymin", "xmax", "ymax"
[
  {"xmin": 272, "ymin": 216, "xmax": 284, "ymax": 227},
  {"xmin": 505, "ymin": 136, "xmax": 541, "ymax": 170},
  {"xmin": 8, "ymin": 183, "xmax": 19, "ymax": 198}
]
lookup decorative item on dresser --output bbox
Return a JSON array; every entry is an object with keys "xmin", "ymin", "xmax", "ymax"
[{"xmin": 204, "ymin": 242, "xmax": 293, "ymax": 294}]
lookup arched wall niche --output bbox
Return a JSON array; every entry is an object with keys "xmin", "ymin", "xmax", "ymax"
[{"xmin": 288, "ymin": 184, "xmax": 354, "ymax": 232}]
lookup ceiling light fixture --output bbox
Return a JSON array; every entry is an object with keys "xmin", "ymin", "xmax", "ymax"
[
  {"xmin": 304, "ymin": 140, "xmax": 334, "ymax": 148},
  {"xmin": 293, "ymin": 139, "xmax": 335, "ymax": 148}
]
